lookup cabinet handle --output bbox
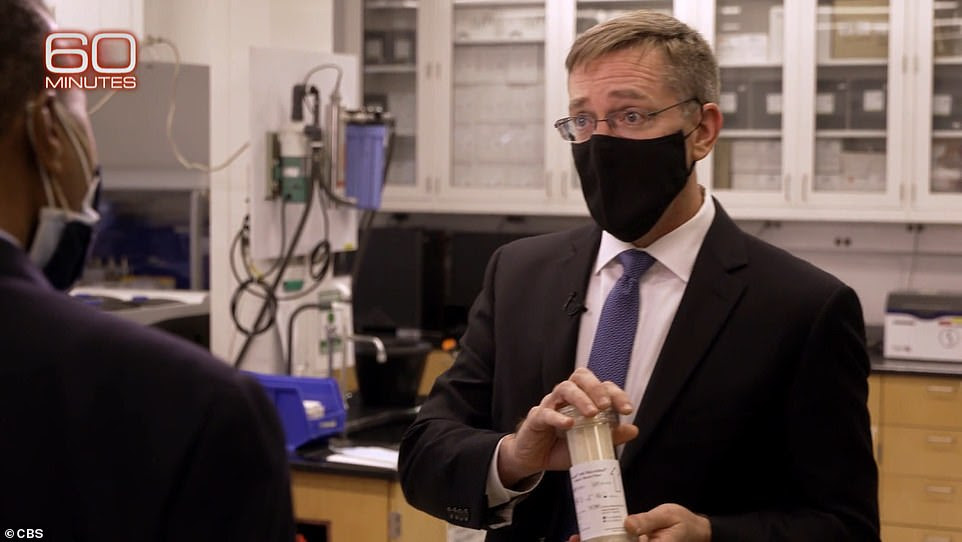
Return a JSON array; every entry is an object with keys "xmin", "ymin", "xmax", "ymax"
[
  {"xmin": 922, "ymin": 536, "xmax": 952, "ymax": 542},
  {"xmin": 783, "ymin": 174, "xmax": 791, "ymax": 202},
  {"xmin": 926, "ymin": 384, "xmax": 957, "ymax": 395},
  {"xmin": 924, "ymin": 485, "xmax": 955, "ymax": 496},
  {"xmin": 801, "ymin": 174, "xmax": 809, "ymax": 202},
  {"xmin": 926, "ymin": 435, "xmax": 956, "ymax": 445}
]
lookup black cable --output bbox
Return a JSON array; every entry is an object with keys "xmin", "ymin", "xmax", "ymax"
[
  {"xmin": 286, "ymin": 303, "xmax": 326, "ymax": 375},
  {"xmin": 233, "ymin": 164, "xmax": 316, "ymax": 368},
  {"xmin": 230, "ymin": 278, "xmax": 277, "ymax": 336}
]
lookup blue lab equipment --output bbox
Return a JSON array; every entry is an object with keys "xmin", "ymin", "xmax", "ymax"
[{"xmin": 345, "ymin": 123, "xmax": 389, "ymax": 210}]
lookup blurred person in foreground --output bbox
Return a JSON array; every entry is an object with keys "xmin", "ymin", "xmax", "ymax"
[{"xmin": 0, "ymin": 1, "xmax": 295, "ymax": 539}]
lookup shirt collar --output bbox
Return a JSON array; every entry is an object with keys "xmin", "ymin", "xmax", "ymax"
[
  {"xmin": 593, "ymin": 189, "xmax": 715, "ymax": 283},
  {"xmin": 0, "ymin": 228, "xmax": 22, "ymax": 249}
]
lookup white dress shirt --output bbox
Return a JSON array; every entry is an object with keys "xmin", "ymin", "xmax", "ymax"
[
  {"xmin": 0, "ymin": 228, "xmax": 22, "ymax": 249},
  {"xmin": 485, "ymin": 191, "xmax": 715, "ymax": 519},
  {"xmin": 576, "ymin": 192, "xmax": 715, "ymax": 425}
]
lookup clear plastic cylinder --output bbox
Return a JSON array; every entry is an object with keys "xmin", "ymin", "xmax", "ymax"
[{"xmin": 561, "ymin": 405, "xmax": 632, "ymax": 542}]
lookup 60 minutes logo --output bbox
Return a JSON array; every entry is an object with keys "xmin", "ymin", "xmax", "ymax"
[{"xmin": 44, "ymin": 31, "xmax": 138, "ymax": 90}]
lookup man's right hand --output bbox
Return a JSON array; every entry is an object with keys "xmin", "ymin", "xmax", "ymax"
[{"xmin": 497, "ymin": 367, "xmax": 639, "ymax": 488}]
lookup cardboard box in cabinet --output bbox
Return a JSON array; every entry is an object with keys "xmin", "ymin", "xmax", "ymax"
[
  {"xmin": 364, "ymin": 32, "xmax": 387, "ymax": 64},
  {"xmin": 719, "ymin": 71, "xmax": 750, "ymax": 129},
  {"xmin": 932, "ymin": 72, "xmax": 962, "ymax": 130},
  {"xmin": 750, "ymin": 79, "xmax": 783, "ymax": 129},
  {"xmin": 831, "ymin": 0, "xmax": 889, "ymax": 59},
  {"xmin": 717, "ymin": 33, "xmax": 769, "ymax": 65},
  {"xmin": 816, "ymin": 79, "xmax": 848, "ymax": 130},
  {"xmin": 731, "ymin": 140, "xmax": 782, "ymax": 174},
  {"xmin": 387, "ymin": 31, "xmax": 416, "ymax": 64},
  {"xmin": 849, "ymin": 78, "xmax": 887, "ymax": 130}
]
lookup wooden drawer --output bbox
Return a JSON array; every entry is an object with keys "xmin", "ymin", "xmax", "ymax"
[
  {"xmin": 881, "ymin": 426, "xmax": 962, "ymax": 479},
  {"xmin": 882, "ymin": 524, "xmax": 962, "ymax": 542},
  {"xmin": 882, "ymin": 376, "xmax": 962, "ymax": 429},
  {"xmin": 881, "ymin": 474, "xmax": 962, "ymax": 530}
]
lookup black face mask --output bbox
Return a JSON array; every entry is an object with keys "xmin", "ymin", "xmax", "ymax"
[{"xmin": 573, "ymin": 131, "xmax": 695, "ymax": 243}]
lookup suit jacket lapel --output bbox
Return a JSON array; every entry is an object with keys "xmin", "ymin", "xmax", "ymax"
[
  {"xmin": 620, "ymin": 201, "xmax": 748, "ymax": 469},
  {"xmin": 540, "ymin": 225, "xmax": 601, "ymax": 393}
]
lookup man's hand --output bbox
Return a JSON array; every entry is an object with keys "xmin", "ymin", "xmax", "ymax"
[
  {"xmin": 497, "ymin": 367, "xmax": 638, "ymax": 487},
  {"xmin": 567, "ymin": 504, "xmax": 711, "ymax": 542},
  {"xmin": 623, "ymin": 503, "xmax": 711, "ymax": 541}
]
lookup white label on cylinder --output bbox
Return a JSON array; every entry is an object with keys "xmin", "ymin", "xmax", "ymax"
[{"xmin": 569, "ymin": 459, "xmax": 629, "ymax": 539}]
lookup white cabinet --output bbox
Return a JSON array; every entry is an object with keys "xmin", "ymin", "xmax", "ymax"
[
  {"xmin": 911, "ymin": 0, "xmax": 962, "ymax": 217},
  {"xmin": 706, "ymin": 0, "xmax": 906, "ymax": 220},
  {"xmin": 707, "ymin": 0, "xmax": 961, "ymax": 223},
  {"xmin": 356, "ymin": 0, "xmax": 961, "ymax": 223}
]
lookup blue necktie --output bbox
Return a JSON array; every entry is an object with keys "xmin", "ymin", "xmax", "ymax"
[{"xmin": 586, "ymin": 250, "xmax": 657, "ymax": 389}]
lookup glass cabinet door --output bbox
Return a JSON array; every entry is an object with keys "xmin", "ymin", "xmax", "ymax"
[
  {"xmin": 928, "ymin": 0, "xmax": 962, "ymax": 198},
  {"xmin": 448, "ymin": 1, "xmax": 547, "ymax": 197},
  {"xmin": 710, "ymin": 0, "xmax": 787, "ymax": 203},
  {"xmin": 809, "ymin": 0, "xmax": 892, "ymax": 199},
  {"xmin": 362, "ymin": 0, "xmax": 419, "ymax": 189}
]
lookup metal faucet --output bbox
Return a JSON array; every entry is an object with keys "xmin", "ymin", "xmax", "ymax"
[{"xmin": 343, "ymin": 334, "xmax": 388, "ymax": 363}]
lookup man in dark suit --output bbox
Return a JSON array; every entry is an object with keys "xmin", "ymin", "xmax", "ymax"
[
  {"xmin": 0, "ymin": 1, "xmax": 294, "ymax": 539},
  {"xmin": 399, "ymin": 10, "xmax": 879, "ymax": 542}
]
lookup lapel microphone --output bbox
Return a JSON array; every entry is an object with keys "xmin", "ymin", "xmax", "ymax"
[{"xmin": 563, "ymin": 291, "xmax": 587, "ymax": 317}]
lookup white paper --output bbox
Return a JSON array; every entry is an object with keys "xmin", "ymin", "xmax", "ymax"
[
  {"xmin": 326, "ymin": 446, "xmax": 399, "ymax": 471},
  {"xmin": 720, "ymin": 91, "xmax": 738, "ymax": 114},
  {"xmin": 816, "ymin": 93, "xmax": 836, "ymax": 115},
  {"xmin": 863, "ymin": 89, "xmax": 885, "ymax": 112},
  {"xmin": 766, "ymin": 93, "xmax": 783, "ymax": 115},
  {"xmin": 569, "ymin": 459, "xmax": 629, "ymax": 539},
  {"xmin": 934, "ymin": 94, "xmax": 953, "ymax": 117}
]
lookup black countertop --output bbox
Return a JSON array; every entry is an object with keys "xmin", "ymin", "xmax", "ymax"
[
  {"xmin": 289, "ymin": 400, "xmax": 418, "ymax": 479},
  {"xmin": 870, "ymin": 354, "xmax": 962, "ymax": 376}
]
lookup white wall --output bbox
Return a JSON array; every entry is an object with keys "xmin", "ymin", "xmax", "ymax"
[
  {"xmin": 741, "ymin": 222, "xmax": 962, "ymax": 325},
  {"xmin": 142, "ymin": 0, "xmax": 334, "ymax": 363},
  {"xmin": 47, "ymin": 0, "xmax": 144, "ymax": 36}
]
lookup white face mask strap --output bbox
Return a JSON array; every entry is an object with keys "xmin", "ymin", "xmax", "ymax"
[
  {"xmin": 51, "ymin": 99, "xmax": 94, "ymax": 183},
  {"xmin": 24, "ymin": 100, "xmax": 58, "ymax": 208}
]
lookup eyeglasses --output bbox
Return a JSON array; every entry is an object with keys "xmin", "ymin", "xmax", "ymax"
[{"xmin": 554, "ymin": 98, "xmax": 700, "ymax": 143}]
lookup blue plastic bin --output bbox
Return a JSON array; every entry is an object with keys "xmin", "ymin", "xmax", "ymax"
[{"xmin": 246, "ymin": 372, "xmax": 346, "ymax": 451}]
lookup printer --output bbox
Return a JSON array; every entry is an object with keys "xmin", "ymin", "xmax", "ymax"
[{"xmin": 884, "ymin": 290, "xmax": 962, "ymax": 363}]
